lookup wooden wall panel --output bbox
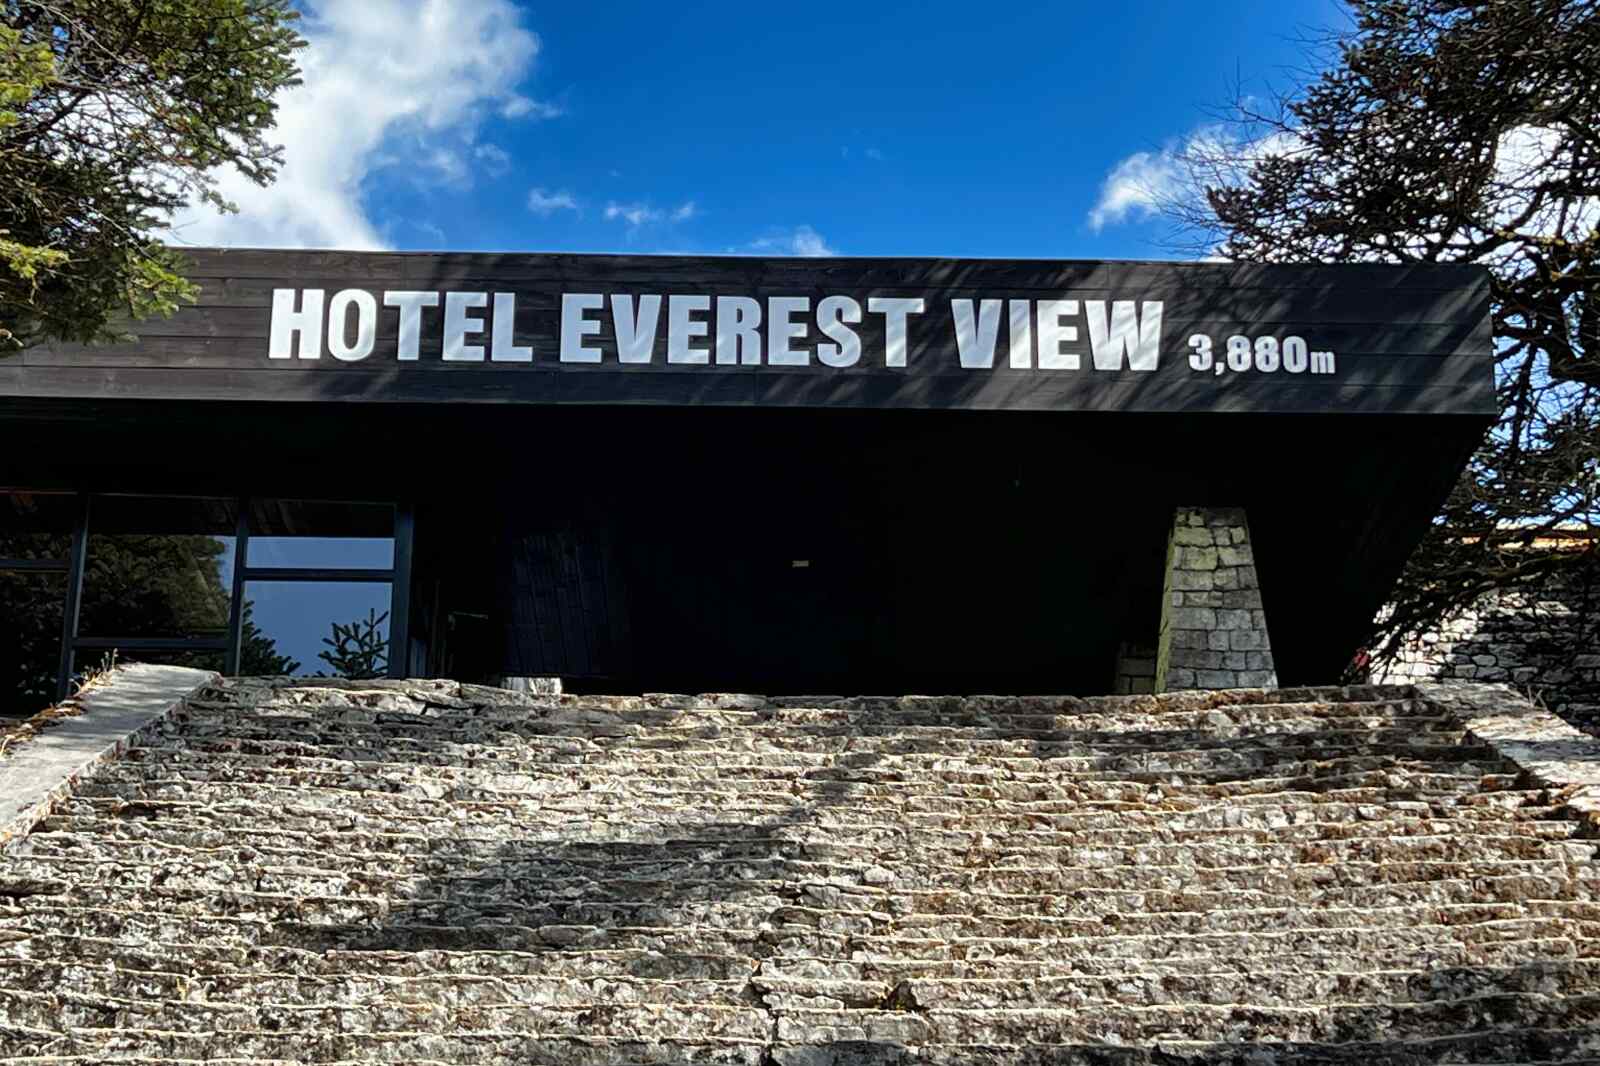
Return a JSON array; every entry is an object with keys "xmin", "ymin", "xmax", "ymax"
[{"xmin": 0, "ymin": 248, "xmax": 1496, "ymax": 417}]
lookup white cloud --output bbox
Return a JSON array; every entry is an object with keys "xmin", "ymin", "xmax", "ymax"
[
  {"xmin": 1088, "ymin": 126, "xmax": 1302, "ymax": 232},
  {"xmin": 421, "ymin": 146, "xmax": 470, "ymax": 187},
  {"xmin": 739, "ymin": 226, "xmax": 836, "ymax": 257},
  {"xmin": 527, "ymin": 188, "xmax": 578, "ymax": 215},
  {"xmin": 474, "ymin": 143, "xmax": 512, "ymax": 178},
  {"xmin": 167, "ymin": 0, "xmax": 545, "ymax": 250},
  {"xmin": 1087, "ymin": 150, "xmax": 1187, "ymax": 232},
  {"xmin": 501, "ymin": 94, "xmax": 563, "ymax": 120},
  {"xmin": 604, "ymin": 202, "xmax": 656, "ymax": 226},
  {"xmin": 603, "ymin": 199, "xmax": 697, "ymax": 229},
  {"xmin": 1089, "ymin": 118, "xmax": 1598, "ymax": 256}
]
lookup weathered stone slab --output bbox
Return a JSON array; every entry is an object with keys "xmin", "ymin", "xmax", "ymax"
[{"xmin": 0, "ymin": 664, "xmax": 214, "ymax": 848}]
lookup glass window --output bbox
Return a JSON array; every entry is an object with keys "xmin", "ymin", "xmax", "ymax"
[
  {"xmin": 245, "ymin": 500, "xmax": 394, "ymax": 570},
  {"xmin": 0, "ymin": 492, "xmax": 79, "ymax": 716},
  {"xmin": 241, "ymin": 582, "xmax": 392, "ymax": 678},
  {"xmin": 0, "ymin": 571, "xmax": 65, "ymax": 716},
  {"xmin": 79, "ymin": 497, "xmax": 238, "ymax": 642}
]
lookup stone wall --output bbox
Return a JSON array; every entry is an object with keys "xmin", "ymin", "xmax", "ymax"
[
  {"xmin": 1111, "ymin": 642, "xmax": 1157, "ymax": 695},
  {"xmin": 1378, "ymin": 553, "xmax": 1600, "ymax": 734},
  {"xmin": 1156, "ymin": 507, "xmax": 1278, "ymax": 692}
]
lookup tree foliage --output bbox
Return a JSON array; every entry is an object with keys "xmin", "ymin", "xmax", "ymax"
[
  {"xmin": 0, "ymin": 528, "xmax": 297, "ymax": 715},
  {"xmin": 0, "ymin": 0, "xmax": 303, "ymax": 349},
  {"xmin": 318, "ymin": 609, "xmax": 390, "ymax": 681},
  {"xmin": 1173, "ymin": 0, "xmax": 1600, "ymax": 665}
]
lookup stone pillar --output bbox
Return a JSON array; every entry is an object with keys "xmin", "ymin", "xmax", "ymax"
[{"xmin": 1155, "ymin": 507, "xmax": 1278, "ymax": 692}]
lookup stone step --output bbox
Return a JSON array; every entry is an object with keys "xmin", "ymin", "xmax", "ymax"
[
  {"xmin": 4, "ymin": 955, "xmax": 1598, "ymax": 1014},
  {"xmin": 133, "ymin": 717, "xmax": 1474, "ymax": 762},
  {"xmin": 10, "ymin": 898, "xmax": 1592, "ymax": 961},
  {"xmin": 4, "ymin": 1039, "xmax": 1600, "ymax": 1066},
  {"xmin": 151, "ymin": 711, "xmax": 1469, "ymax": 761},
  {"xmin": 12, "ymin": 869, "xmax": 1589, "ymax": 927},
  {"xmin": 5, "ymin": 930, "xmax": 1589, "ymax": 986},
  {"xmin": 0, "ymin": 1026, "xmax": 766, "ymax": 1065},
  {"xmin": 30, "ymin": 806, "xmax": 1581, "ymax": 864},
  {"xmin": 163, "ymin": 692, "xmax": 1440, "ymax": 723},
  {"xmin": 10, "ymin": 856, "xmax": 1594, "ymax": 919},
  {"xmin": 68, "ymin": 770, "xmax": 1525, "ymax": 820},
  {"xmin": 10, "ymin": 871, "xmax": 1600, "ymax": 940},
  {"xmin": 33, "ymin": 786, "xmax": 1578, "ymax": 827},
  {"xmin": 108, "ymin": 741, "xmax": 1491, "ymax": 791},
  {"xmin": 0, "ymin": 991, "xmax": 770, "ymax": 1042},
  {"xmin": 17, "ymin": 818, "xmax": 1586, "ymax": 889},
  {"xmin": 0, "ymin": 960, "xmax": 751, "ymax": 1011},
  {"xmin": 771, "ymin": 996, "xmax": 1600, "ymax": 1048},
  {"xmin": 3, "ymin": 986, "xmax": 1599, "ymax": 1049},
  {"xmin": 9, "ymin": 820, "xmax": 1598, "ymax": 880},
  {"xmin": 112, "ymin": 735, "xmax": 1500, "ymax": 780},
  {"xmin": 51, "ymin": 784, "xmax": 1560, "ymax": 838},
  {"xmin": 17, "ymin": 819, "xmax": 1586, "ymax": 878},
  {"xmin": 1, "ymin": 928, "xmax": 1574, "ymax": 983},
  {"xmin": 7, "ymin": 675, "xmax": 1599, "ymax": 1064},
  {"xmin": 8, "ymin": 840, "xmax": 1595, "ymax": 915}
]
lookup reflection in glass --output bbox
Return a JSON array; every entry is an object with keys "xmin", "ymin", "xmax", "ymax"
[
  {"xmin": 0, "ymin": 572, "xmax": 65, "ymax": 717},
  {"xmin": 242, "ymin": 582, "xmax": 392, "ymax": 679},
  {"xmin": 81, "ymin": 533, "xmax": 236, "ymax": 640},
  {"xmin": 0, "ymin": 492, "xmax": 78, "ymax": 717},
  {"xmin": 246, "ymin": 500, "xmax": 394, "ymax": 569},
  {"xmin": 247, "ymin": 537, "xmax": 394, "ymax": 570}
]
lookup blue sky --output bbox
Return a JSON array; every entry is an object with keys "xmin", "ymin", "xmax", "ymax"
[{"xmin": 170, "ymin": 0, "xmax": 1348, "ymax": 260}]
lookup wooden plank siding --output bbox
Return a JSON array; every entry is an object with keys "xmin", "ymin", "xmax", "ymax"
[{"xmin": 2, "ymin": 248, "xmax": 1496, "ymax": 417}]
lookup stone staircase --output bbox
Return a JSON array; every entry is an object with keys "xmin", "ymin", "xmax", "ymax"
[{"xmin": 0, "ymin": 677, "xmax": 1598, "ymax": 1063}]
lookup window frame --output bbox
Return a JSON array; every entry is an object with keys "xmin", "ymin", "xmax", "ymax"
[{"xmin": 26, "ymin": 494, "xmax": 416, "ymax": 698}]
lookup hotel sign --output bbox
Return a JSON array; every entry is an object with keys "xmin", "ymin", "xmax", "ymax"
[
  {"xmin": 269, "ymin": 287, "xmax": 1337, "ymax": 379},
  {"xmin": 10, "ymin": 250, "xmax": 1494, "ymax": 415}
]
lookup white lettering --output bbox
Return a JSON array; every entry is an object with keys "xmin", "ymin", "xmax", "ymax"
[
  {"xmin": 951, "ymin": 299, "xmax": 1002, "ymax": 369},
  {"xmin": 768, "ymin": 296, "xmax": 810, "ymax": 366},
  {"xmin": 816, "ymin": 295, "xmax": 862, "ymax": 368},
  {"xmin": 269, "ymin": 288, "xmax": 325, "ymax": 360},
  {"xmin": 442, "ymin": 292, "xmax": 488, "ymax": 362},
  {"xmin": 560, "ymin": 293, "xmax": 604, "ymax": 363},
  {"xmin": 1085, "ymin": 300, "xmax": 1162, "ymax": 371},
  {"xmin": 490, "ymin": 292, "xmax": 532, "ymax": 363},
  {"xmin": 1009, "ymin": 299, "xmax": 1033, "ymax": 369},
  {"xmin": 716, "ymin": 296, "xmax": 762, "ymax": 366},
  {"xmin": 326, "ymin": 289, "xmax": 376, "ymax": 362},
  {"xmin": 383, "ymin": 291, "xmax": 439, "ymax": 361},
  {"xmin": 869, "ymin": 297, "xmax": 925, "ymax": 368},
  {"xmin": 666, "ymin": 294, "xmax": 711, "ymax": 364},
  {"xmin": 1036, "ymin": 299, "xmax": 1080, "ymax": 370},
  {"xmin": 612, "ymin": 294, "xmax": 662, "ymax": 364}
]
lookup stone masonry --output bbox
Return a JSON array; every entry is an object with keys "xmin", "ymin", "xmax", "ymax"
[
  {"xmin": 1378, "ymin": 550, "xmax": 1600, "ymax": 735},
  {"xmin": 5, "ymin": 675, "xmax": 1600, "ymax": 1063},
  {"xmin": 1157, "ymin": 506, "xmax": 1277, "ymax": 692},
  {"xmin": 1111, "ymin": 641, "xmax": 1158, "ymax": 695}
]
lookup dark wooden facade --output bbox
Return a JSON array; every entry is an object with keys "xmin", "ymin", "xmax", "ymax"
[
  {"xmin": 0, "ymin": 249, "xmax": 1497, "ymax": 693},
  {"xmin": 7, "ymin": 249, "xmax": 1493, "ymax": 415}
]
